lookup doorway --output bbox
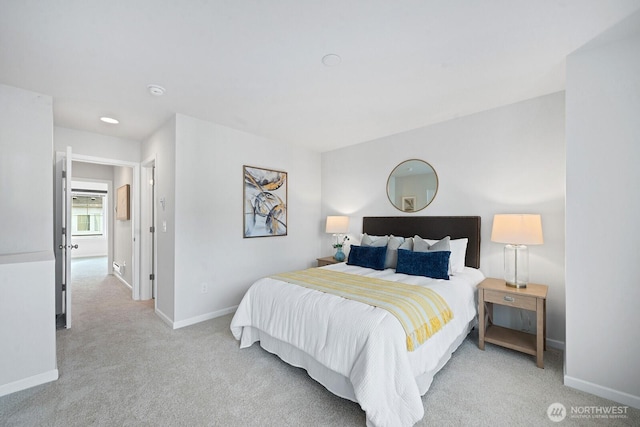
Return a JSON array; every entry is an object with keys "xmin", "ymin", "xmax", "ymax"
[
  {"xmin": 54, "ymin": 148, "xmax": 143, "ymax": 329},
  {"xmin": 70, "ymin": 180, "xmax": 110, "ymax": 263}
]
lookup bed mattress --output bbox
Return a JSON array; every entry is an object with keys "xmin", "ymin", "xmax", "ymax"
[{"xmin": 230, "ymin": 263, "xmax": 484, "ymax": 426}]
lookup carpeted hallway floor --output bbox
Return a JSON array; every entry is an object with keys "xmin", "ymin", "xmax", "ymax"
[{"xmin": 0, "ymin": 257, "xmax": 638, "ymax": 426}]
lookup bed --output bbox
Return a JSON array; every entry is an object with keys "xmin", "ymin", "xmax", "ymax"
[{"xmin": 230, "ymin": 216, "xmax": 484, "ymax": 426}]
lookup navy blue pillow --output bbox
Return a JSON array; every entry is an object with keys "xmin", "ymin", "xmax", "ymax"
[
  {"xmin": 396, "ymin": 249, "xmax": 450, "ymax": 280},
  {"xmin": 347, "ymin": 245, "xmax": 387, "ymax": 270}
]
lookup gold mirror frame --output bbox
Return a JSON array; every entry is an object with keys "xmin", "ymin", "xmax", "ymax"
[{"xmin": 386, "ymin": 159, "xmax": 439, "ymax": 212}]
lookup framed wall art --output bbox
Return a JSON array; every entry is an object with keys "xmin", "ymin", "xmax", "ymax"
[
  {"xmin": 402, "ymin": 196, "xmax": 416, "ymax": 212},
  {"xmin": 116, "ymin": 184, "xmax": 130, "ymax": 220},
  {"xmin": 243, "ymin": 165, "xmax": 287, "ymax": 238}
]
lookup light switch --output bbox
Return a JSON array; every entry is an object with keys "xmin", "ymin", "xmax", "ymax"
[{"xmin": 163, "ymin": 221, "xmax": 167, "ymax": 232}]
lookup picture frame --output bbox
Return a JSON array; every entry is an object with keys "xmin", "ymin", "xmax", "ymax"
[
  {"xmin": 243, "ymin": 165, "xmax": 287, "ymax": 238},
  {"xmin": 116, "ymin": 184, "xmax": 130, "ymax": 220},
  {"xmin": 402, "ymin": 196, "xmax": 416, "ymax": 212}
]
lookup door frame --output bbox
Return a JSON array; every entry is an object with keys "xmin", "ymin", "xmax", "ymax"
[
  {"xmin": 72, "ymin": 153, "xmax": 143, "ymax": 300},
  {"xmin": 140, "ymin": 155, "xmax": 156, "ymax": 302}
]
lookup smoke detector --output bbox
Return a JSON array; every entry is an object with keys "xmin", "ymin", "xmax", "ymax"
[
  {"xmin": 322, "ymin": 54, "xmax": 342, "ymax": 67},
  {"xmin": 147, "ymin": 84, "xmax": 166, "ymax": 96}
]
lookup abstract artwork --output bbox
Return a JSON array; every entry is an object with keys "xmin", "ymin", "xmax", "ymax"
[
  {"xmin": 116, "ymin": 184, "xmax": 130, "ymax": 220},
  {"xmin": 243, "ymin": 165, "xmax": 287, "ymax": 238},
  {"xmin": 402, "ymin": 196, "xmax": 416, "ymax": 212}
]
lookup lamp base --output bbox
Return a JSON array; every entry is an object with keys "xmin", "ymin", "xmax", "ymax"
[
  {"xmin": 504, "ymin": 244, "xmax": 529, "ymax": 289},
  {"xmin": 505, "ymin": 281, "xmax": 527, "ymax": 289}
]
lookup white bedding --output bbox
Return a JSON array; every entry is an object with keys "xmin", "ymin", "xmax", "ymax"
[{"xmin": 230, "ymin": 263, "xmax": 485, "ymax": 427}]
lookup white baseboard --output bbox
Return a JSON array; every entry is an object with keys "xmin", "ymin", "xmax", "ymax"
[
  {"xmin": 0, "ymin": 369, "xmax": 59, "ymax": 397},
  {"xmin": 154, "ymin": 307, "xmax": 174, "ymax": 328},
  {"xmin": 112, "ymin": 273, "xmax": 132, "ymax": 290},
  {"xmin": 71, "ymin": 253, "xmax": 108, "ymax": 259},
  {"xmin": 546, "ymin": 338, "xmax": 565, "ymax": 351},
  {"xmin": 172, "ymin": 305, "xmax": 238, "ymax": 330},
  {"xmin": 564, "ymin": 374, "xmax": 640, "ymax": 410}
]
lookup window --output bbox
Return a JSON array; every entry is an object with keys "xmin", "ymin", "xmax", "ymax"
[
  {"xmin": 72, "ymin": 194, "xmax": 105, "ymax": 236},
  {"xmin": 76, "ymin": 214, "xmax": 90, "ymax": 231}
]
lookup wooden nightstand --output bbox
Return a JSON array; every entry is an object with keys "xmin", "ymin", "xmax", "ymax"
[
  {"xmin": 317, "ymin": 256, "xmax": 341, "ymax": 267},
  {"xmin": 478, "ymin": 278, "xmax": 548, "ymax": 368}
]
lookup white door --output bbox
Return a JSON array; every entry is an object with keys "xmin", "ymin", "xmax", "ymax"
[
  {"xmin": 55, "ymin": 147, "xmax": 74, "ymax": 329},
  {"xmin": 141, "ymin": 161, "xmax": 156, "ymax": 300},
  {"xmin": 64, "ymin": 146, "xmax": 73, "ymax": 328}
]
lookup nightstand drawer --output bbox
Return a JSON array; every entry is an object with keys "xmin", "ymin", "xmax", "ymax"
[{"xmin": 483, "ymin": 289, "xmax": 537, "ymax": 311}]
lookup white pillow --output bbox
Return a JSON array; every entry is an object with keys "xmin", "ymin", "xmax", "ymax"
[
  {"xmin": 414, "ymin": 235, "xmax": 450, "ymax": 252},
  {"xmin": 385, "ymin": 235, "xmax": 410, "ymax": 269},
  {"xmin": 427, "ymin": 237, "xmax": 468, "ymax": 274},
  {"xmin": 361, "ymin": 233, "xmax": 388, "ymax": 247},
  {"xmin": 400, "ymin": 237, "xmax": 413, "ymax": 251},
  {"xmin": 362, "ymin": 234, "xmax": 402, "ymax": 269}
]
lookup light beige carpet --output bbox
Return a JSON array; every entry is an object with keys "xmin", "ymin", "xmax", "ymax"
[{"xmin": 1, "ymin": 257, "xmax": 638, "ymax": 426}]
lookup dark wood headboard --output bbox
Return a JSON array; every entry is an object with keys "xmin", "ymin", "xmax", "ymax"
[{"xmin": 362, "ymin": 216, "xmax": 481, "ymax": 269}]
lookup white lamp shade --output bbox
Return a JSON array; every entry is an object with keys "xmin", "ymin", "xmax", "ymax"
[
  {"xmin": 491, "ymin": 214, "xmax": 543, "ymax": 245},
  {"xmin": 325, "ymin": 216, "xmax": 349, "ymax": 234}
]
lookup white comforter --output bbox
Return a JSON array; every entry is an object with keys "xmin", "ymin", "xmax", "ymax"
[{"xmin": 230, "ymin": 264, "xmax": 484, "ymax": 427}]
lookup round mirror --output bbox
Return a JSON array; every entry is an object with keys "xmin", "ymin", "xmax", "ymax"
[{"xmin": 386, "ymin": 159, "xmax": 438, "ymax": 212}]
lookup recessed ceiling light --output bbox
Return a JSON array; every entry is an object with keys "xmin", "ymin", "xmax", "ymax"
[
  {"xmin": 322, "ymin": 54, "xmax": 342, "ymax": 67},
  {"xmin": 147, "ymin": 84, "xmax": 166, "ymax": 96},
  {"xmin": 100, "ymin": 116, "xmax": 119, "ymax": 124}
]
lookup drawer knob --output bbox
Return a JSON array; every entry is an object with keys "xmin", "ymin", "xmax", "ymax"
[{"xmin": 503, "ymin": 296, "xmax": 515, "ymax": 302}]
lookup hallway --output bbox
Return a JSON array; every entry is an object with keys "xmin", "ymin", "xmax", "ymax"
[{"xmin": 68, "ymin": 256, "xmax": 153, "ymax": 331}]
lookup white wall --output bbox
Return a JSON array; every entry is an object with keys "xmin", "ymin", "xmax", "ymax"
[
  {"xmin": 565, "ymin": 17, "xmax": 640, "ymax": 408},
  {"xmin": 54, "ymin": 126, "xmax": 141, "ymax": 162},
  {"xmin": 0, "ymin": 253, "xmax": 57, "ymax": 396},
  {"xmin": 0, "ymin": 86, "xmax": 54, "ymax": 254},
  {"xmin": 113, "ymin": 166, "xmax": 134, "ymax": 285},
  {"xmin": 322, "ymin": 92, "xmax": 566, "ymax": 345},
  {"xmin": 72, "ymin": 161, "xmax": 115, "ymax": 181},
  {"xmin": 142, "ymin": 117, "xmax": 177, "ymax": 322},
  {"xmin": 0, "ymin": 84, "xmax": 58, "ymax": 396},
  {"xmin": 144, "ymin": 114, "xmax": 323, "ymax": 327},
  {"xmin": 142, "ymin": 113, "xmax": 322, "ymax": 327}
]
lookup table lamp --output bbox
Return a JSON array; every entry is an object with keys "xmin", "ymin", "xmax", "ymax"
[
  {"xmin": 325, "ymin": 216, "xmax": 349, "ymax": 261},
  {"xmin": 491, "ymin": 214, "xmax": 543, "ymax": 288}
]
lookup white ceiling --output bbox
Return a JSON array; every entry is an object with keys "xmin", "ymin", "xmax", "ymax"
[{"xmin": 1, "ymin": 1, "xmax": 639, "ymax": 152}]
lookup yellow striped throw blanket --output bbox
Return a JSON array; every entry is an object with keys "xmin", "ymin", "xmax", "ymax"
[{"xmin": 270, "ymin": 268, "xmax": 453, "ymax": 351}]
